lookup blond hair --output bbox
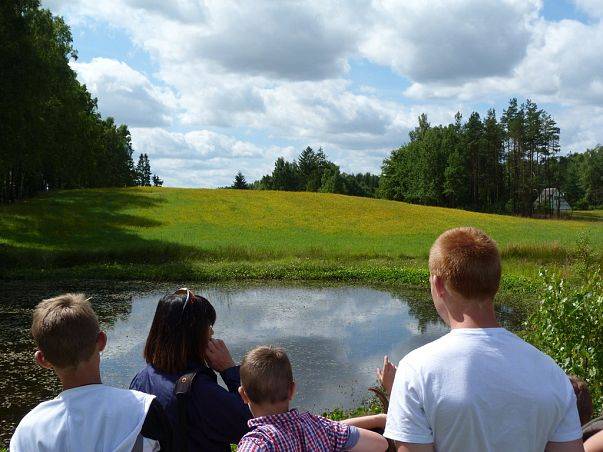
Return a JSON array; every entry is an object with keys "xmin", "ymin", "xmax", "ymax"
[
  {"xmin": 429, "ymin": 227, "xmax": 501, "ymax": 300},
  {"xmin": 240, "ymin": 346, "xmax": 293, "ymax": 405},
  {"xmin": 31, "ymin": 293, "xmax": 100, "ymax": 369}
]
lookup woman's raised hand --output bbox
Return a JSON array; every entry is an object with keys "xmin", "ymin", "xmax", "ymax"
[{"xmin": 205, "ymin": 338, "xmax": 236, "ymax": 372}]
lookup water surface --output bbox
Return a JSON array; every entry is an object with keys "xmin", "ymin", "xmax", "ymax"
[{"xmin": 0, "ymin": 281, "xmax": 454, "ymax": 445}]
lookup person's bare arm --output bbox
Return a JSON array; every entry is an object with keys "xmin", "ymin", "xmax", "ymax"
[
  {"xmin": 394, "ymin": 441, "xmax": 435, "ymax": 451},
  {"xmin": 545, "ymin": 439, "xmax": 584, "ymax": 452},
  {"xmin": 341, "ymin": 414, "xmax": 386, "ymax": 430},
  {"xmin": 585, "ymin": 430, "xmax": 603, "ymax": 452},
  {"xmin": 350, "ymin": 428, "xmax": 388, "ymax": 451}
]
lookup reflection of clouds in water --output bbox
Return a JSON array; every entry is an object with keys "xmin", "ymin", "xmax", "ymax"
[{"xmin": 101, "ymin": 285, "xmax": 448, "ymax": 412}]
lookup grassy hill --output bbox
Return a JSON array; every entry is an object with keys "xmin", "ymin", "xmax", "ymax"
[{"xmin": 1, "ymin": 187, "xmax": 600, "ymax": 287}]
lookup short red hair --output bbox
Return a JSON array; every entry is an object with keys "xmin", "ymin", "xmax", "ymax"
[{"xmin": 429, "ymin": 227, "xmax": 501, "ymax": 300}]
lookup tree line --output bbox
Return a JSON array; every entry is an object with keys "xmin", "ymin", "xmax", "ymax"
[
  {"xmin": 0, "ymin": 1, "xmax": 161, "ymax": 204},
  {"xmin": 232, "ymin": 147, "xmax": 380, "ymax": 198},
  {"xmin": 379, "ymin": 99, "xmax": 601, "ymax": 215},
  {"xmin": 234, "ymin": 99, "xmax": 601, "ymax": 216}
]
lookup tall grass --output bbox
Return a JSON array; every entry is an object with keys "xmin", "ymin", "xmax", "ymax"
[{"xmin": 0, "ymin": 187, "xmax": 600, "ymax": 282}]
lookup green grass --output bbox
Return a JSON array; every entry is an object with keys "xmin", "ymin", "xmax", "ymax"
[
  {"xmin": 1, "ymin": 188, "xmax": 600, "ymax": 290},
  {"xmin": 573, "ymin": 209, "xmax": 603, "ymax": 221}
]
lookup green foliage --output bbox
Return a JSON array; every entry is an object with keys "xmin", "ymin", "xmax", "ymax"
[
  {"xmin": 135, "ymin": 153, "xmax": 152, "ymax": 187},
  {"xmin": 270, "ymin": 157, "xmax": 300, "ymax": 191},
  {"xmin": 319, "ymin": 164, "xmax": 345, "ymax": 194},
  {"xmin": 380, "ymin": 99, "xmax": 600, "ymax": 215},
  {"xmin": 0, "ymin": 2, "xmax": 159, "ymax": 202},
  {"xmin": 232, "ymin": 171, "xmax": 249, "ymax": 190},
  {"xmin": 323, "ymin": 398, "xmax": 383, "ymax": 421},
  {"xmin": 152, "ymin": 174, "xmax": 163, "ymax": 187},
  {"xmin": 523, "ymin": 267, "xmax": 603, "ymax": 413},
  {"xmin": 254, "ymin": 147, "xmax": 380, "ymax": 198}
]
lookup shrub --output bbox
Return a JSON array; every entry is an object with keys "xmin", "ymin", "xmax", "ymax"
[{"xmin": 523, "ymin": 268, "xmax": 603, "ymax": 414}]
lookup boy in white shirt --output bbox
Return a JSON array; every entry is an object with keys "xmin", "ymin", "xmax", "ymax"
[
  {"xmin": 384, "ymin": 227, "xmax": 583, "ymax": 452},
  {"xmin": 10, "ymin": 293, "xmax": 172, "ymax": 452}
]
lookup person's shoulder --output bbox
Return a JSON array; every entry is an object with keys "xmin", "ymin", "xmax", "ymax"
[
  {"xmin": 301, "ymin": 411, "xmax": 336, "ymax": 425},
  {"xmin": 190, "ymin": 365, "xmax": 219, "ymax": 390},
  {"xmin": 130, "ymin": 363, "xmax": 154, "ymax": 386},
  {"xmin": 399, "ymin": 332, "xmax": 455, "ymax": 367},
  {"xmin": 301, "ymin": 412, "xmax": 348, "ymax": 432},
  {"xmin": 11, "ymin": 399, "xmax": 64, "ymax": 447},
  {"xmin": 15, "ymin": 398, "xmax": 62, "ymax": 426},
  {"xmin": 91, "ymin": 384, "xmax": 156, "ymax": 408},
  {"xmin": 501, "ymin": 330, "xmax": 563, "ymax": 367}
]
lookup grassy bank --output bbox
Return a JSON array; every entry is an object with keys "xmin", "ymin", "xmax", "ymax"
[{"xmin": 1, "ymin": 188, "xmax": 600, "ymax": 292}]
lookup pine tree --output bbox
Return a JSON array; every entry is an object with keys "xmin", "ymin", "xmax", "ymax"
[
  {"xmin": 232, "ymin": 171, "xmax": 249, "ymax": 189},
  {"xmin": 142, "ymin": 154, "xmax": 152, "ymax": 186},
  {"xmin": 135, "ymin": 154, "xmax": 145, "ymax": 186}
]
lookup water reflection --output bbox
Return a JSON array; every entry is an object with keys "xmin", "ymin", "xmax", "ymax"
[
  {"xmin": 101, "ymin": 286, "xmax": 448, "ymax": 413},
  {"xmin": 0, "ymin": 282, "xmax": 452, "ymax": 445}
]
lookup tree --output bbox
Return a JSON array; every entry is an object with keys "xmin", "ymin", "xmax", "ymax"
[
  {"xmin": 271, "ymin": 157, "xmax": 300, "ymax": 191},
  {"xmin": 319, "ymin": 163, "xmax": 344, "ymax": 194},
  {"xmin": 252, "ymin": 147, "xmax": 380, "ymax": 198},
  {"xmin": 580, "ymin": 146, "xmax": 603, "ymax": 207},
  {"xmin": 378, "ymin": 99, "xmax": 595, "ymax": 214},
  {"xmin": 232, "ymin": 171, "xmax": 249, "ymax": 189},
  {"xmin": 0, "ymin": 1, "xmax": 146, "ymax": 202},
  {"xmin": 135, "ymin": 154, "xmax": 151, "ymax": 186},
  {"xmin": 152, "ymin": 174, "xmax": 163, "ymax": 187}
]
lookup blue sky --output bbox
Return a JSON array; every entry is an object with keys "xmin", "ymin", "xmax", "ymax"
[{"xmin": 44, "ymin": 0, "xmax": 603, "ymax": 187}]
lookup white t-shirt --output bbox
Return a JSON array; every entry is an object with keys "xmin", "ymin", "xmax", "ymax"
[
  {"xmin": 384, "ymin": 328, "xmax": 582, "ymax": 452},
  {"xmin": 10, "ymin": 384, "xmax": 158, "ymax": 452}
]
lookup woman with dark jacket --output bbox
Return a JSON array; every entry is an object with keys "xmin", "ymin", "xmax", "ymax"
[{"xmin": 130, "ymin": 288, "xmax": 251, "ymax": 451}]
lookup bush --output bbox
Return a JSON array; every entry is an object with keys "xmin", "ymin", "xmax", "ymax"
[{"xmin": 523, "ymin": 268, "xmax": 603, "ymax": 414}]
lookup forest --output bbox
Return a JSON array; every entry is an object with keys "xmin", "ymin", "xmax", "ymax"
[
  {"xmin": 236, "ymin": 147, "xmax": 380, "ymax": 198},
  {"xmin": 0, "ymin": 1, "xmax": 159, "ymax": 203},
  {"xmin": 378, "ymin": 101, "xmax": 602, "ymax": 215},
  {"xmin": 244, "ymin": 101, "xmax": 602, "ymax": 216}
]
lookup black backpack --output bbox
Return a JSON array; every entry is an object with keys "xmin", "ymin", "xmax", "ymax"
[{"xmin": 173, "ymin": 371, "xmax": 198, "ymax": 452}]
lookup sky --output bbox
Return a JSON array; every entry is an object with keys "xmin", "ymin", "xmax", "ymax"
[{"xmin": 42, "ymin": 0, "xmax": 603, "ymax": 188}]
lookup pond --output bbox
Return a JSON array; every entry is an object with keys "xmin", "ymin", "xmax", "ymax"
[{"xmin": 0, "ymin": 281, "xmax": 519, "ymax": 446}]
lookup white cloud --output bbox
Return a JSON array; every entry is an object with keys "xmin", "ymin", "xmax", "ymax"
[
  {"xmin": 404, "ymin": 17, "xmax": 603, "ymax": 107},
  {"xmin": 361, "ymin": 0, "xmax": 540, "ymax": 82},
  {"xmin": 71, "ymin": 58, "xmax": 177, "ymax": 127},
  {"xmin": 574, "ymin": 0, "xmax": 603, "ymax": 18},
  {"xmin": 44, "ymin": 0, "xmax": 603, "ymax": 186},
  {"xmin": 556, "ymin": 105, "xmax": 603, "ymax": 152},
  {"xmin": 130, "ymin": 128, "xmax": 297, "ymax": 187},
  {"xmin": 192, "ymin": 2, "xmax": 357, "ymax": 80},
  {"xmin": 123, "ymin": 0, "xmax": 207, "ymax": 24}
]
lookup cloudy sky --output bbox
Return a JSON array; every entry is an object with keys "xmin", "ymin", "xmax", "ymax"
[{"xmin": 43, "ymin": 0, "xmax": 603, "ymax": 187}]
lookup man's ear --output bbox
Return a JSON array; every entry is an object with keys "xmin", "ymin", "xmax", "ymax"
[
  {"xmin": 432, "ymin": 275, "xmax": 447, "ymax": 299},
  {"xmin": 238, "ymin": 386, "xmax": 251, "ymax": 404},
  {"xmin": 288, "ymin": 381, "xmax": 296, "ymax": 401},
  {"xmin": 97, "ymin": 331, "xmax": 107, "ymax": 353},
  {"xmin": 34, "ymin": 350, "xmax": 54, "ymax": 370}
]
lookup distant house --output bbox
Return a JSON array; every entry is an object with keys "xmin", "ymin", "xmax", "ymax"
[{"xmin": 534, "ymin": 188, "xmax": 572, "ymax": 215}]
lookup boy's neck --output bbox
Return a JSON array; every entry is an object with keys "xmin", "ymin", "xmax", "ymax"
[
  {"xmin": 56, "ymin": 361, "xmax": 102, "ymax": 391},
  {"xmin": 447, "ymin": 296, "xmax": 500, "ymax": 329},
  {"xmin": 249, "ymin": 400, "xmax": 291, "ymax": 418}
]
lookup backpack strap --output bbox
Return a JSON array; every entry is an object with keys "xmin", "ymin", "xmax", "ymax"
[{"xmin": 173, "ymin": 371, "xmax": 198, "ymax": 452}]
